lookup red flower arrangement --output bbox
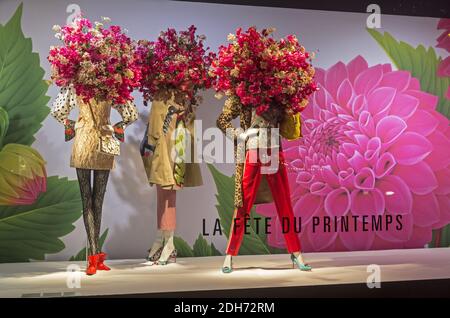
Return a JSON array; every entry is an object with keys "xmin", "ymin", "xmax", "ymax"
[
  {"xmin": 210, "ymin": 27, "xmax": 318, "ymax": 114},
  {"xmin": 135, "ymin": 25, "xmax": 216, "ymax": 105},
  {"xmin": 48, "ymin": 16, "xmax": 141, "ymax": 104}
]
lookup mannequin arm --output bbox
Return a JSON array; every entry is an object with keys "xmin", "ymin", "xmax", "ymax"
[
  {"xmin": 112, "ymin": 101, "xmax": 139, "ymax": 142},
  {"xmin": 216, "ymin": 96, "xmax": 242, "ymax": 141},
  {"xmin": 50, "ymin": 86, "xmax": 77, "ymax": 141}
]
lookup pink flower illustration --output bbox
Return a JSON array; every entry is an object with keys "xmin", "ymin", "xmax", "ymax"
[
  {"xmin": 436, "ymin": 18, "xmax": 450, "ymax": 53},
  {"xmin": 436, "ymin": 18, "xmax": 450, "ymax": 98},
  {"xmin": 257, "ymin": 55, "xmax": 450, "ymax": 252}
]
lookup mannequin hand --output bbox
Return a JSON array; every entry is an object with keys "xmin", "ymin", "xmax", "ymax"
[
  {"xmin": 64, "ymin": 119, "xmax": 76, "ymax": 141},
  {"xmin": 140, "ymin": 134, "xmax": 155, "ymax": 157},
  {"xmin": 142, "ymin": 145, "xmax": 154, "ymax": 157},
  {"xmin": 112, "ymin": 122, "xmax": 125, "ymax": 142},
  {"xmin": 238, "ymin": 128, "xmax": 258, "ymax": 141}
]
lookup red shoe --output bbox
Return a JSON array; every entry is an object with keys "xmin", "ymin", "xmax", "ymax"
[
  {"xmin": 97, "ymin": 252, "xmax": 111, "ymax": 271},
  {"xmin": 86, "ymin": 254, "xmax": 99, "ymax": 275}
]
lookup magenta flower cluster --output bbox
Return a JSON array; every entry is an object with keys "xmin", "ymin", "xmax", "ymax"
[{"xmin": 48, "ymin": 17, "xmax": 141, "ymax": 104}]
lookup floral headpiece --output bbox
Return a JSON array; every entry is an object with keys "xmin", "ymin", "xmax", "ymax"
[
  {"xmin": 48, "ymin": 16, "xmax": 141, "ymax": 104},
  {"xmin": 211, "ymin": 26, "xmax": 318, "ymax": 114}
]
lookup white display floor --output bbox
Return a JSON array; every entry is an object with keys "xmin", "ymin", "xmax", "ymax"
[{"xmin": 1, "ymin": 248, "xmax": 449, "ymax": 297}]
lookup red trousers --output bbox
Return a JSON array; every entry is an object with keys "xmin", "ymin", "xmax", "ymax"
[{"xmin": 226, "ymin": 148, "xmax": 301, "ymax": 256}]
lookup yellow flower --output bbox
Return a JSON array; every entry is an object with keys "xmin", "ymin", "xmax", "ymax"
[
  {"xmin": 215, "ymin": 92, "xmax": 224, "ymax": 100},
  {"xmin": 230, "ymin": 68, "xmax": 239, "ymax": 77},
  {"xmin": 265, "ymin": 27, "xmax": 276, "ymax": 35},
  {"xmin": 125, "ymin": 69, "xmax": 134, "ymax": 78},
  {"xmin": 275, "ymin": 71, "xmax": 286, "ymax": 79},
  {"xmin": 283, "ymin": 86, "xmax": 296, "ymax": 94},
  {"xmin": 114, "ymin": 73, "xmax": 123, "ymax": 83},
  {"xmin": 227, "ymin": 33, "xmax": 236, "ymax": 41}
]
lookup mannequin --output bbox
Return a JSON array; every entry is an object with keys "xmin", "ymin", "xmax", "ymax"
[
  {"xmin": 140, "ymin": 90, "xmax": 203, "ymax": 265},
  {"xmin": 217, "ymin": 98, "xmax": 311, "ymax": 273},
  {"xmin": 51, "ymin": 86, "xmax": 138, "ymax": 275}
]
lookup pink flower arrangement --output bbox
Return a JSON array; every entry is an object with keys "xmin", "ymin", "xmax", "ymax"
[
  {"xmin": 48, "ymin": 16, "xmax": 141, "ymax": 104},
  {"xmin": 258, "ymin": 56, "xmax": 450, "ymax": 251},
  {"xmin": 135, "ymin": 25, "xmax": 215, "ymax": 105},
  {"xmin": 210, "ymin": 27, "xmax": 317, "ymax": 115}
]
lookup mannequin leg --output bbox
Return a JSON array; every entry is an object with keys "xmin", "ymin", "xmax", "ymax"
[
  {"xmin": 265, "ymin": 165, "xmax": 301, "ymax": 254},
  {"xmin": 157, "ymin": 230, "xmax": 176, "ymax": 264},
  {"xmin": 76, "ymin": 168, "xmax": 97, "ymax": 256},
  {"xmin": 91, "ymin": 169, "xmax": 110, "ymax": 271},
  {"xmin": 222, "ymin": 150, "xmax": 262, "ymax": 273},
  {"xmin": 156, "ymin": 186, "xmax": 177, "ymax": 264},
  {"xmin": 92, "ymin": 170, "xmax": 110, "ymax": 254},
  {"xmin": 222, "ymin": 254, "xmax": 233, "ymax": 273},
  {"xmin": 225, "ymin": 152, "xmax": 262, "ymax": 256},
  {"xmin": 265, "ymin": 151, "xmax": 310, "ymax": 270},
  {"xmin": 157, "ymin": 185, "xmax": 176, "ymax": 231},
  {"xmin": 146, "ymin": 229, "xmax": 164, "ymax": 261},
  {"xmin": 146, "ymin": 187, "xmax": 166, "ymax": 261},
  {"xmin": 147, "ymin": 186, "xmax": 176, "ymax": 262}
]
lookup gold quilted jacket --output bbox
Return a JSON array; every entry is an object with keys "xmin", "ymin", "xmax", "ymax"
[{"xmin": 51, "ymin": 86, "xmax": 138, "ymax": 170}]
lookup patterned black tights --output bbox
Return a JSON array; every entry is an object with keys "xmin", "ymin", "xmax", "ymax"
[{"xmin": 76, "ymin": 169, "xmax": 110, "ymax": 256}]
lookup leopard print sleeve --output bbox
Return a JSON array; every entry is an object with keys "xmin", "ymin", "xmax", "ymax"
[{"xmin": 216, "ymin": 96, "xmax": 242, "ymax": 141}]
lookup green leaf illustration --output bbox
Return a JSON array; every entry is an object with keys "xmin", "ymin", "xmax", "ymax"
[
  {"xmin": 210, "ymin": 242, "xmax": 222, "ymax": 256},
  {"xmin": 207, "ymin": 164, "xmax": 271, "ymax": 255},
  {"xmin": 174, "ymin": 236, "xmax": 194, "ymax": 257},
  {"xmin": 0, "ymin": 176, "xmax": 82, "ymax": 263},
  {"xmin": 429, "ymin": 226, "xmax": 450, "ymax": 248},
  {"xmin": 441, "ymin": 225, "xmax": 450, "ymax": 248},
  {"xmin": 367, "ymin": 29, "xmax": 450, "ymax": 118},
  {"xmin": 207, "ymin": 164, "xmax": 235, "ymax": 238},
  {"xmin": 69, "ymin": 229, "xmax": 109, "ymax": 261},
  {"xmin": 0, "ymin": 3, "xmax": 50, "ymax": 146},
  {"xmin": 0, "ymin": 107, "xmax": 8, "ymax": 149},
  {"xmin": 192, "ymin": 233, "xmax": 222, "ymax": 257}
]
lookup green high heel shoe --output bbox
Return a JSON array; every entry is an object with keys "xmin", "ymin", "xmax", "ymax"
[
  {"xmin": 222, "ymin": 266, "xmax": 233, "ymax": 274},
  {"xmin": 291, "ymin": 254, "xmax": 312, "ymax": 271},
  {"xmin": 221, "ymin": 258, "xmax": 233, "ymax": 274}
]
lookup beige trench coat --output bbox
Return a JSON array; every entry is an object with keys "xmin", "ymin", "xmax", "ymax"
[
  {"xmin": 51, "ymin": 86, "xmax": 138, "ymax": 170},
  {"xmin": 142, "ymin": 92, "xmax": 203, "ymax": 190}
]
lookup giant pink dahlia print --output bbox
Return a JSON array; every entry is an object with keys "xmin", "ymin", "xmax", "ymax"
[{"xmin": 257, "ymin": 55, "xmax": 450, "ymax": 251}]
